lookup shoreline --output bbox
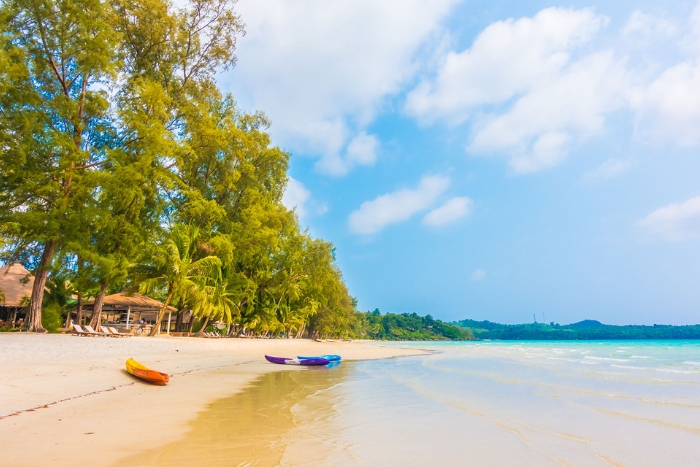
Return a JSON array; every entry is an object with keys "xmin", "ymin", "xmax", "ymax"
[{"xmin": 0, "ymin": 333, "xmax": 427, "ymax": 467}]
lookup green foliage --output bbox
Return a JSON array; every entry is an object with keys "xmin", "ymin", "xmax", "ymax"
[
  {"xmin": 135, "ymin": 224, "xmax": 221, "ymax": 335},
  {"xmin": 355, "ymin": 311, "xmax": 473, "ymax": 341},
  {"xmin": 191, "ymin": 320, "xmax": 204, "ymax": 334},
  {"xmin": 41, "ymin": 302, "xmax": 63, "ymax": 333},
  {"xmin": 453, "ymin": 319, "xmax": 700, "ymax": 340}
]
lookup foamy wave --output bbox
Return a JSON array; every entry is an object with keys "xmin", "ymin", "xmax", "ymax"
[
  {"xmin": 655, "ymin": 368, "xmax": 695, "ymax": 375},
  {"xmin": 610, "ymin": 365, "xmax": 646, "ymax": 370},
  {"xmin": 684, "ymin": 361, "xmax": 700, "ymax": 366},
  {"xmin": 631, "ymin": 356, "xmax": 650, "ymax": 359},
  {"xmin": 584, "ymin": 356, "xmax": 629, "ymax": 362}
]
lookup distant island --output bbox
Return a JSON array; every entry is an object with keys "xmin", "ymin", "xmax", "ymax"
[
  {"xmin": 452, "ymin": 319, "xmax": 700, "ymax": 340},
  {"xmin": 356, "ymin": 310, "xmax": 473, "ymax": 340}
]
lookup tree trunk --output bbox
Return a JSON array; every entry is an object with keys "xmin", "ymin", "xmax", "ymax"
[
  {"xmin": 27, "ymin": 240, "xmax": 56, "ymax": 332},
  {"xmin": 194, "ymin": 315, "xmax": 210, "ymax": 337},
  {"xmin": 89, "ymin": 281, "xmax": 108, "ymax": 330},
  {"xmin": 295, "ymin": 323, "xmax": 305, "ymax": 339},
  {"xmin": 64, "ymin": 310, "xmax": 72, "ymax": 328},
  {"xmin": 175, "ymin": 310, "xmax": 184, "ymax": 332},
  {"xmin": 75, "ymin": 293, "xmax": 83, "ymax": 325},
  {"xmin": 75, "ymin": 254, "xmax": 83, "ymax": 325},
  {"xmin": 149, "ymin": 285, "xmax": 174, "ymax": 336},
  {"xmin": 187, "ymin": 312, "xmax": 196, "ymax": 333}
]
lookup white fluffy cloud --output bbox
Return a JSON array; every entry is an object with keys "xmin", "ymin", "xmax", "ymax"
[
  {"xmin": 406, "ymin": 7, "xmax": 628, "ymax": 173},
  {"xmin": 226, "ymin": 0, "xmax": 458, "ymax": 176},
  {"xmin": 317, "ymin": 132, "xmax": 380, "ymax": 175},
  {"xmin": 622, "ymin": 10, "xmax": 677, "ymax": 37},
  {"xmin": 281, "ymin": 177, "xmax": 311, "ymax": 218},
  {"xmin": 348, "ymin": 175, "xmax": 450, "ymax": 235},
  {"xmin": 406, "ymin": 8, "xmax": 606, "ymax": 122},
  {"xmin": 627, "ymin": 5, "xmax": 700, "ymax": 146},
  {"xmin": 422, "ymin": 197, "xmax": 472, "ymax": 227},
  {"xmin": 638, "ymin": 196, "xmax": 700, "ymax": 241},
  {"xmin": 405, "ymin": 6, "xmax": 700, "ymax": 173},
  {"xmin": 470, "ymin": 268, "xmax": 486, "ymax": 281},
  {"xmin": 583, "ymin": 158, "xmax": 636, "ymax": 182},
  {"xmin": 630, "ymin": 61, "xmax": 700, "ymax": 146}
]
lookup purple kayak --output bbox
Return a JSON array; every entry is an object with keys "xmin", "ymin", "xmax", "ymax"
[{"xmin": 265, "ymin": 355, "xmax": 330, "ymax": 365}]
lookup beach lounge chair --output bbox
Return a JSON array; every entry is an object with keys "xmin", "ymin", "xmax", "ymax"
[
  {"xmin": 72, "ymin": 324, "xmax": 93, "ymax": 337},
  {"xmin": 101, "ymin": 326, "xmax": 125, "ymax": 338},
  {"xmin": 108, "ymin": 326, "xmax": 131, "ymax": 337},
  {"xmin": 83, "ymin": 325, "xmax": 109, "ymax": 337}
]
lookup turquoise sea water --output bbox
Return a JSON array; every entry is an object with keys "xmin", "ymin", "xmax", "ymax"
[{"xmin": 283, "ymin": 340, "xmax": 700, "ymax": 466}]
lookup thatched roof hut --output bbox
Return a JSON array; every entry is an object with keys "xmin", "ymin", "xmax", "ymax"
[
  {"xmin": 84, "ymin": 292, "xmax": 183, "ymax": 331},
  {"xmin": 0, "ymin": 263, "xmax": 34, "ymax": 307},
  {"xmin": 85, "ymin": 292, "xmax": 177, "ymax": 313}
]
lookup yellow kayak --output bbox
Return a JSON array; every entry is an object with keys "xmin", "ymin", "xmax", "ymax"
[{"xmin": 126, "ymin": 358, "xmax": 169, "ymax": 385}]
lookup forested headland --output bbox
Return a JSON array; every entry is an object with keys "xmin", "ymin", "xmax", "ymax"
[{"xmin": 453, "ymin": 319, "xmax": 700, "ymax": 340}]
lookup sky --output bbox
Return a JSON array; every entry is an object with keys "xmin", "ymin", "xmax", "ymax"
[{"xmin": 219, "ymin": 0, "xmax": 700, "ymax": 325}]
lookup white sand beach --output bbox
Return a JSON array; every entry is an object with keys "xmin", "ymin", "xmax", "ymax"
[{"xmin": 0, "ymin": 333, "xmax": 426, "ymax": 467}]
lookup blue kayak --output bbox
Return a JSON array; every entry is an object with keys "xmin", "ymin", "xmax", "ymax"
[{"xmin": 298, "ymin": 354, "xmax": 341, "ymax": 362}]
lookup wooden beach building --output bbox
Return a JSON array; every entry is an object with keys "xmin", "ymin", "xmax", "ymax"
[
  {"xmin": 83, "ymin": 292, "xmax": 187, "ymax": 334},
  {"xmin": 0, "ymin": 263, "xmax": 35, "ymax": 328}
]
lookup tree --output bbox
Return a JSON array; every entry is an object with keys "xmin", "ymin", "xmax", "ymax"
[
  {"xmin": 136, "ymin": 224, "xmax": 221, "ymax": 336},
  {"xmin": 0, "ymin": 0, "xmax": 119, "ymax": 331}
]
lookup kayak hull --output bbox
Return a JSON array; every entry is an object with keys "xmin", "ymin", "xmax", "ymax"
[
  {"xmin": 298, "ymin": 355, "xmax": 341, "ymax": 362},
  {"xmin": 126, "ymin": 358, "xmax": 169, "ymax": 385},
  {"xmin": 265, "ymin": 355, "xmax": 329, "ymax": 365}
]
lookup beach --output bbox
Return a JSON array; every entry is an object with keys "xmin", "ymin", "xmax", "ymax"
[
  {"xmin": 4, "ymin": 336, "xmax": 700, "ymax": 466},
  {"xmin": 0, "ymin": 333, "xmax": 426, "ymax": 467}
]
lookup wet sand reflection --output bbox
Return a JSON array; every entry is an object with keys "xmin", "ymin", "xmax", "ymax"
[{"xmin": 118, "ymin": 363, "xmax": 347, "ymax": 467}]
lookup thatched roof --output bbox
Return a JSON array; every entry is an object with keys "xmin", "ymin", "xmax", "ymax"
[
  {"xmin": 85, "ymin": 292, "xmax": 177, "ymax": 312},
  {"xmin": 0, "ymin": 264, "xmax": 35, "ymax": 307}
]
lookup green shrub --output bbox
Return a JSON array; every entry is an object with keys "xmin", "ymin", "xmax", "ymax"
[
  {"xmin": 191, "ymin": 320, "xmax": 203, "ymax": 333},
  {"xmin": 41, "ymin": 302, "xmax": 63, "ymax": 333}
]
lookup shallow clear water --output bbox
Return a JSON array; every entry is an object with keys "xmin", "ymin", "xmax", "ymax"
[{"xmin": 123, "ymin": 341, "xmax": 700, "ymax": 466}]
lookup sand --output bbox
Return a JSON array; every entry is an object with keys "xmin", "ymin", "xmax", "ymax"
[{"xmin": 0, "ymin": 333, "xmax": 425, "ymax": 467}]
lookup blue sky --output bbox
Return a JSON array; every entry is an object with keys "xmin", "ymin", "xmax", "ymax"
[{"xmin": 220, "ymin": 0, "xmax": 700, "ymax": 325}]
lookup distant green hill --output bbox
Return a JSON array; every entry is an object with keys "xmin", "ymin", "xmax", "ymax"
[
  {"xmin": 568, "ymin": 319, "xmax": 604, "ymax": 327},
  {"xmin": 451, "ymin": 319, "xmax": 700, "ymax": 340}
]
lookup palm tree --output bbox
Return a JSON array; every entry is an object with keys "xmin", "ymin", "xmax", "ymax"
[{"xmin": 136, "ymin": 225, "xmax": 221, "ymax": 336}]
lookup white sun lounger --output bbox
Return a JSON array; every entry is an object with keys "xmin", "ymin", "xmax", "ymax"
[
  {"xmin": 108, "ymin": 326, "xmax": 131, "ymax": 337},
  {"xmin": 72, "ymin": 324, "xmax": 92, "ymax": 337},
  {"xmin": 83, "ymin": 325, "xmax": 109, "ymax": 337}
]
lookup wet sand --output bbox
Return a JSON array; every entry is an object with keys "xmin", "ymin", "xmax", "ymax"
[
  {"xmin": 0, "ymin": 333, "xmax": 424, "ymax": 467},
  {"xmin": 118, "ymin": 364, "xmax": 351, "ymax": 467}
]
